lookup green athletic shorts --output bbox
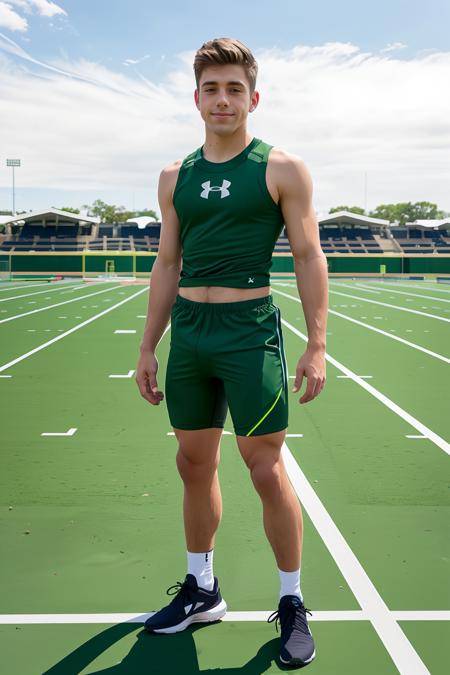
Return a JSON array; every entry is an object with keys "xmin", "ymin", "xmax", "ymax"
[{"xmin": 165, "ymin": 294, "xmax": 289, "ymax": 436}]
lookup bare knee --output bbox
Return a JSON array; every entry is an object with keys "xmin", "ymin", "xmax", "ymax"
[
  {"xmin": 250, "ymin": 460, "xmax": 284, "ymax": 501},
  {"xmin": 175, "ymin": 429, "xmax": 221, "ymax": 483}
]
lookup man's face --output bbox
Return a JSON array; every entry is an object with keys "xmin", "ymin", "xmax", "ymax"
[{"xmin": 194, "ymin": 64, "xmax": 259, "ymax": 136}]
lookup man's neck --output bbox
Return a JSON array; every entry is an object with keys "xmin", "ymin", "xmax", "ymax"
[{"xmin": 202, "ymin": 129, "xmax": 253, "ymax": 163}]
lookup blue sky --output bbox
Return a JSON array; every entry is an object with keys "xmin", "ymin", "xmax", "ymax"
[{"xmin": 0, "ymin": 0, "xmax": 449, "ymax": 215}]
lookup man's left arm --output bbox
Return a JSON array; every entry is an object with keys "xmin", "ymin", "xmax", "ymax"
[{"xmin": 277, "ymin": 153, "xmax": 328, "ymax": 404}]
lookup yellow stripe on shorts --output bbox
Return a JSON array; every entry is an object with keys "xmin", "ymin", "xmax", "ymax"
[{"xmin": 246, "ymin": 385, "xmax": 284, "ymax": 436}]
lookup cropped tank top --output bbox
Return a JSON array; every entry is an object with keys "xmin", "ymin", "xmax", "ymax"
[{"xmin": 172, "ymin": 137, "xmax": 285, "ymax": 288}]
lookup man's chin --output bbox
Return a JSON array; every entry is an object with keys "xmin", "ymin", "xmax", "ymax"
[{"xmin": 206, "ymin": 124, "xmax": 237, "ymax": 137}]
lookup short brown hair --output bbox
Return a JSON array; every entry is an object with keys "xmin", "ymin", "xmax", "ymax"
[{"xmin": 194, "ymin": 37, "xmax": 258, "ymax": 93}]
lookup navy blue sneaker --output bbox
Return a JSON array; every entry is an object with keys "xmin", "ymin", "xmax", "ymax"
[
  {"xmin": 268, "ymin": 595, "xmax": 315, "ymax": 666},
  {"xmin": 144, "ymin": 574, "xmax": 227, "ymax": 634}
]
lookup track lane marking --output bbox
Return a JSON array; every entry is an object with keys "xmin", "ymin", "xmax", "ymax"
[
  {"xmin": 0, "ymin": 285, "xmax": 119, "ymax": 324},
  {"xmin": 282, "ymin": 442, "xmax": 430, "ymax": 674},
  {"xmin": 280, "ymin": 314, "xmax": 449, "ymax": 455},
  {"xmin": 272, "ymin": 288, "xmax": 450, "ymax": 366},
  {"xmin": 329, "ymin": 289, "xmax": 450, "ymax": 322},
  {"xmin": 0, "ymin": 610, "xmax": 447, "ymax": 624},
  {"xmin": 0, "ymin": 287, "xmax": 148, "ymax": 373}
]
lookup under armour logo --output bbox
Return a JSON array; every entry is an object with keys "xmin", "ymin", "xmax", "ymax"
[
  {"xmin": 248, "ymin": 277, "xmax": 255, "ymax": 284},
  {"xmin": 200, "ymin": 179, "xmax": 231, "ymax": 199}
]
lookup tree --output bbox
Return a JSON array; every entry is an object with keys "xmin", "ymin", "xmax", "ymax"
[
  {"xmin": 135, "ymin": 208, "xmax": 158, "ymax": 220},
  {"xmin": 329, "ymin": 205, "xmax": 365, "ymax": 215},
  {"xmin": 56, "ymin": 206, "xmax": 80, "ymax": 214},
  {"xmin": 370, "ymin": 201, "xmax": 446, "ymax": 225}
]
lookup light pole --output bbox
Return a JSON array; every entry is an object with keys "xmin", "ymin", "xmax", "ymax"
[{"xmin": 6, "ymin": 159, "xmax": 21, "ymax": 215}]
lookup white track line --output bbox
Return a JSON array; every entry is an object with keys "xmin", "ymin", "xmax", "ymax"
[
  {"xmin": 0, "ymin": 285, "xmax": 119, "ymax": 324},
  {"xmin": 0, "ymin": 282, "xmax": 84, "ymax": 303},
  {"xmin": 329, "ymin": 289, "xmax": 450, "ymax": 322},
  {"xmin": 0, "ymin": 287, "xmax": 148, "ymax": 373},
  {"xmin": 0, "ymin": 282, "xmax": 56, "ymax": 293},
  {"xmin": 358, "ymin": 281, "xmax": 450, "ymax": 295},
  {"xmin": 351, "ymin": 284, "xmax": 450, "ymax": 304},
  {"xmin": 0, "ymin": 611, "xmax": 447, "ymax": 625},
  {"xmin": 109, "ymin": 370, "xmax": 135, "ymax": 378},
  {"xmin": 279, "ymin": 313, "xmax": 450, "ymax": 456},
  {"xmin": 282, "ymin": 442, "xmax": 429, "ymax": 674},
  {"xmin": 41, "ymin": 428, "xmax": 77, "ymax": 437},
  {"xmin": 272, "ymin": 288, "xmax": 450, "ymax": 365}
]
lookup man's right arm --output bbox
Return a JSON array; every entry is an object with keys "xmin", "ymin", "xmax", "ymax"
[{"xmin": 136, "ymin": 161, "xmax": 182, "ymax": 405}]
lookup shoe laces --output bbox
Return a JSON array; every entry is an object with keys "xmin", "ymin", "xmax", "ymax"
[
  {"xmin": 267, "ymin": 600, "xmax": 312, "ymax": 634},
  {"xmin": 165, "ymin": 579, "xmax": 192, "ymax": 604}
]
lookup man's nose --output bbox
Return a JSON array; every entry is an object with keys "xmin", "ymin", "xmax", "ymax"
[{"xmin": 216, "ymin": 89, "xmax": 230, "ymax": 106}]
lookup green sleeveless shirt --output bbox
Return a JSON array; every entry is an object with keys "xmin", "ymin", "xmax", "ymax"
[{"xmin": 173, "ymin": 137, "xmax": 285, "ymax": 289}]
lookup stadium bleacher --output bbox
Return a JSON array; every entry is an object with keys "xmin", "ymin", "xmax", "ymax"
[{"xmin": 2, "ymin": 217, "xmax": 449, "ymax": 255}]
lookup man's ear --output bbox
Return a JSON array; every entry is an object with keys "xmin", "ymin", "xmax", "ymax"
[
  {"xmin": 249, "ymin": 90, "xmax": 260, "ymax": 113},
  {"xmin": 194, "ymin": 89, "xmax": 200, "ymax": 109}
]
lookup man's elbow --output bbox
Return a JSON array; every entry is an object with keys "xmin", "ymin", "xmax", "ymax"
[{"xmin": 293, "ymin": 248, "xmax": 327, "ymax": 265}]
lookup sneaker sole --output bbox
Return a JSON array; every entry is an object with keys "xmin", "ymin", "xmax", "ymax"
[
  {"xmin": 149, "ymin": 599, "xmax": 228, "ymax": 634},
  {"xmin": 280, "ymin": 649, "xmax": 316, "ymax": 666}
]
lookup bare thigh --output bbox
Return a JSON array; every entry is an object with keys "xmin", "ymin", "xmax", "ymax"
[
  {"xmin": 173, "ymin": 427, "xmax": 223, "ymax": 467},
  {"xmin": 236, "ymin": 429, "xmax": 287, "ymax": 470}
]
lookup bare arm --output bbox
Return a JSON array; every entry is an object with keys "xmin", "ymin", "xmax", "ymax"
[
  {"xmin": 136, "ymin": 161, "xmax": 182, "ymax": 404},
  {"xmin": 277, "ymin": 152, "xmax": 328, "ymax": 403}
]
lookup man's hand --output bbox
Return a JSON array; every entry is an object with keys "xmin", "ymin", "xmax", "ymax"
[
  {"xmin": 135, "ymin": 349, "xmax": 164, "ymax": 405},
  {"xmin": 291, "ymin": 346, "xmax": 326, "ymax": 404}
]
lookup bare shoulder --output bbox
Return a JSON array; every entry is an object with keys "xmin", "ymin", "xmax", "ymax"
[
  {"xmin": 159, "ymin": 159, "xmax": 183, "ymax": 185},
  {"xmin": 269, "ymin": 147, "xmax": 309, "ymax": 174},
  {"xmin": 268, "ymin": 147, "xmax": 313, "ymax": 195},
  {"xmin": 158, "ymin": 159, "xmax": 183, "ymax": 201}
]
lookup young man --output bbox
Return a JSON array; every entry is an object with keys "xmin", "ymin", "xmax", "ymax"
[{"xmin": 136, "ymin": 37, "xmax": 328, "ymax": 668}]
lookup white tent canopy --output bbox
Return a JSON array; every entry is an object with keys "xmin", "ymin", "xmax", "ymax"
[{"xmin": 0, "ymin": 208, "xmax": 100, "ymax": 226}]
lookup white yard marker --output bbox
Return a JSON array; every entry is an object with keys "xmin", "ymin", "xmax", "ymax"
[
  {"xmin": 329, "ymin": 289, "xmax": 450, "ymax": 322},
  {"xmin": 137, "ymin": 315, "xmax": 146, "ymax": 318},
  {"xmin": 273, "ymin": 288, "xmax": 450, "ymax": 365},
  {"xmin": 0, "ymin": 374, "xmax": 12, "ymax": 378},
  {"xmin": 0, "ymin": 287, "xmax": 148, "ymax": 374},
  {"xmin": 0, "ymin": 286, "xmax": 122, "ymax": 325},
  {"xmin": 282, "ymin": 441, "xmax": 430, "ymax": 675},
  {"xmin": 406, "ymin": 435, "xmax": 427, "ymax": 439},
  {"xmin": 356, "ymin": 283, "xmax": 450, "ymax": 303},
  {"xmin": 114, "ymin": 329, "xmax": 136, "ymax": 334},
  {"xmin": 0, "ymin": 610, "xmax": 447, "ymax": 625},
  {"xmin": 0, "ymin": 282, "xmax": 82, "ymax": 303},
  {"xmin": 0, "ymin": 282, "xmax": 52, "ymax": 293},
  {"xmin": 41, "ymin": 428, "xmax": 77, "ymax": 437},
  {"xmin": 109, "ymin": 370, "xmax": 135, "ymax": 379},
  {"xmin": 278, "ymin": 311, "xmax": 450, "ymax": 456},
  {"xmin": 286, "ymin": 433, "xmax": 304, "ymax": 437},
  {"xmin": 337, "ymin": 375, "xmax": 373, "ymax": 379}
]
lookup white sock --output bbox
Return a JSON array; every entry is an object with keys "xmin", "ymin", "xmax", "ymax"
[
  {"xmin": 279, "ymin": 567, "xmax": 303, "ymax": 602},
  {"xmin": 187, "ymin": 549, "xmax": 214, "ymax": 591}
]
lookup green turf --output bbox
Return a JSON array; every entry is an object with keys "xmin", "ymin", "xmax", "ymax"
[
  {"xmin": 0, "ymin": 621, "xmax": 399, "ymax": 674},
  {"xmin": 0, "ymin": 278, "xmax": 448, "ymax": 673}
]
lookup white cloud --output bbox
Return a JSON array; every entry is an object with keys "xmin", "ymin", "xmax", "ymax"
[
  {"xmin": 0, "ymin": 0, "xmax": 65, "ymax": 32},
  {"xmin": 29, "ymin": 0, "xmax": 66, "ymax": 17},
  {"xmin": 0, "ymin": 37, "xmax": 449, "ymax": 213},
  {"xmin": 380, "ymin": 42, "xmax": 407, "ymax": 54},
  {"xmin": 123, "ymin": 54, "xmax": 151, "ymax": 66},
  {"xmin": 0, "ymin": 3, "xmax": 28, "ymax": 31}
]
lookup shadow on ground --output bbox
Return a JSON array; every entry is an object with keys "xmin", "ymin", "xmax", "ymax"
[{"xmin": 42, "ymin": 620, "xmax": 303, "ymax": 674}]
